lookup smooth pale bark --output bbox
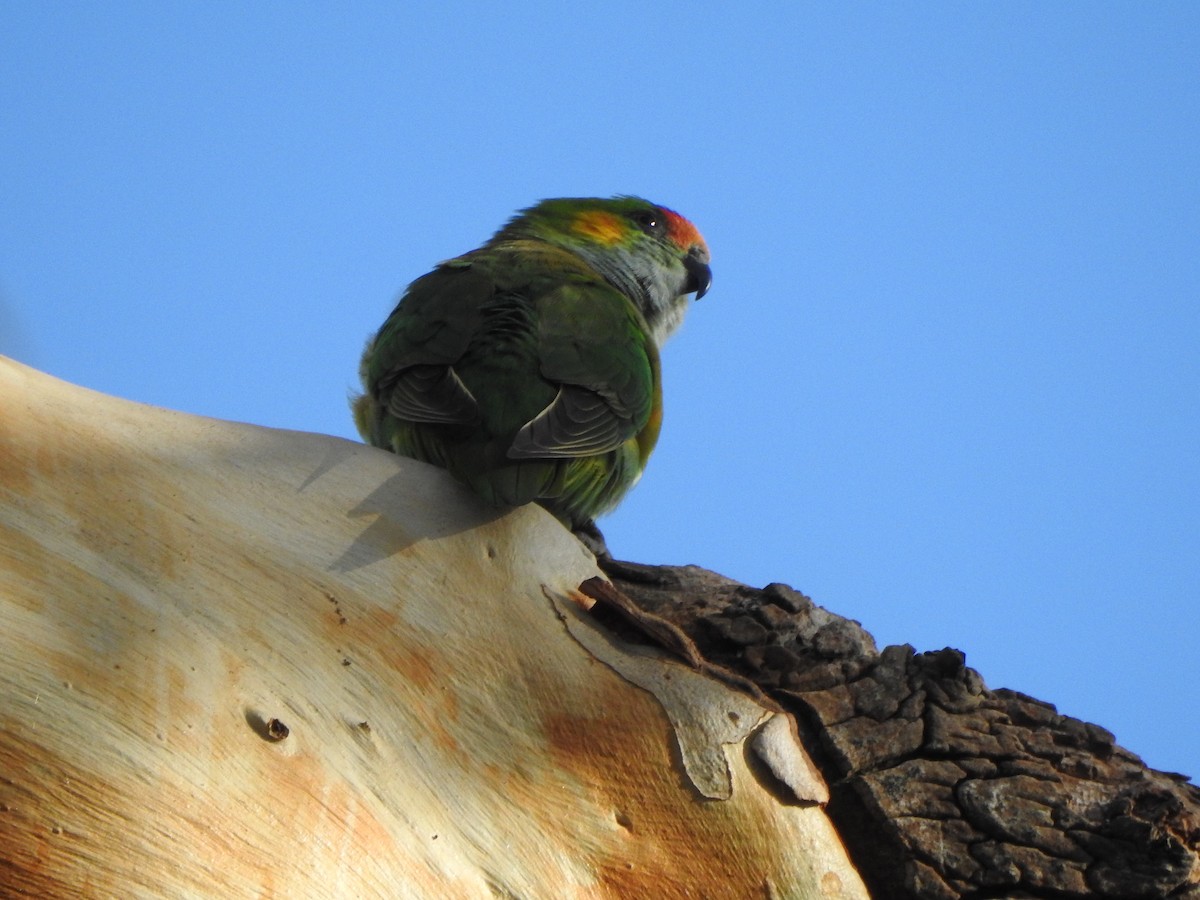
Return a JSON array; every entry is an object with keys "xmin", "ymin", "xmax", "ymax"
[{"xmin": 0, "ymin": 357, "xmax": 867, "ymax": 899}]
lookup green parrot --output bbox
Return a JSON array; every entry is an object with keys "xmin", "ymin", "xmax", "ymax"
[{"xmin": 353, "ymin": 196, "xmax": 711, "ymax": 549}]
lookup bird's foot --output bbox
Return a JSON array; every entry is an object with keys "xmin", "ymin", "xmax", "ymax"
[{"xmin": 572, "ymin": 520, "xmax": 611, "ymax": 560}]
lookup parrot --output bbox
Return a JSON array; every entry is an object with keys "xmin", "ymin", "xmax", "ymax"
[{"xmin": 353, "ymin": 195, "xmax": 711, "ymax": 552}]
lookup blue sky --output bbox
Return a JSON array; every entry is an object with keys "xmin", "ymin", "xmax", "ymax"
[{"xmin": 2, "ymin": 4, "xmax": 1197, "ymax": 779}]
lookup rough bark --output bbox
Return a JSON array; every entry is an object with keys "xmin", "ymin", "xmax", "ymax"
[
  {"xmin": 598, "ymin": 559, "xmax": 1200, "ymax": 899},
  {"xmin": 3, "ymin": 353, "xmax": 1195, "ymax": 898}
]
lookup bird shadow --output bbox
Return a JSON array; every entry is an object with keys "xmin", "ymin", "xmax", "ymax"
[{"xmin": 296, "ymin": 444, "xmax": 508, "ymax": 574}]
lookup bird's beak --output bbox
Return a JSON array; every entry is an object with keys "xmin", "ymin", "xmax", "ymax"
[{"xmin": 683, "ymin": 251, "xmax": 712, "ymax": 300}]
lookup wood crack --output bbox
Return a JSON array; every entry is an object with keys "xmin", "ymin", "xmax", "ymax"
[{"xmin": 598, "ymin": 558, "xmax": 1200, "ymax": 900}]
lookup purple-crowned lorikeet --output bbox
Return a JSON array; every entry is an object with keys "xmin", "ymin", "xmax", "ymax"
[{"xmin": 353, "ymin": 196, "xmax": 711, "ymax": 551}]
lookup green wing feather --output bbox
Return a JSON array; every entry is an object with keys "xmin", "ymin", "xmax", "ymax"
[
  {"xmin": 362, "ymin": 259, "xmax": 489, "ymax": 427},
  {"xmin": 508, "ymin": 281, "xmax": 654, "ymax": 458},
  {"xmin": 358, "ymin": 242, "xmax": 658, "ymax": 524}
]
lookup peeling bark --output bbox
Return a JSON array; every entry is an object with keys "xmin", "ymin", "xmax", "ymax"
[
  {"xmin": 3, "ymin": 354, "xmax": 1194, "ymax": 898},
  {"xmin": 600, "ymin": 559, "xmax": 1200, "ymax": 899},
  {"xmin": 0, "ymin": 357, "xmax": 866, "ymax": 898}
]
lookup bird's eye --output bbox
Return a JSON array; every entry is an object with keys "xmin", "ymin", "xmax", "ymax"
[{"xmin": 631, "ymin": 210, "xmax": 662, "ymax": 236}]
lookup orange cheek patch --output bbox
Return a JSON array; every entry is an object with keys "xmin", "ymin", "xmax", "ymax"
[{"xmin": 571, "ymin": 210, "xmax": 626, "ymax": 244}]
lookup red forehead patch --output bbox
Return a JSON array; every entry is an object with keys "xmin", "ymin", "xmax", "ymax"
[{"xmin": 662, "ymin": 207, "xmax": 706, "ymax": 251}]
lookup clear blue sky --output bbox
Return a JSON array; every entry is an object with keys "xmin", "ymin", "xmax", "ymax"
[{"xmin": 2, "ymin": 4, "xmax": 1197, "ymax": 779}]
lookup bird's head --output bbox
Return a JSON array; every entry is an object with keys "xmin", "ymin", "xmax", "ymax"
[{"xmin": 492, "ymin": 196, "xmax": 711, "ymax": 346}]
